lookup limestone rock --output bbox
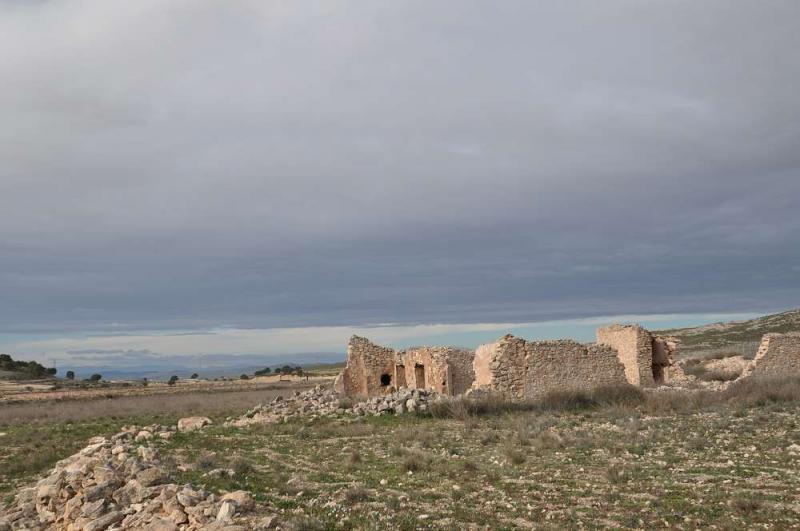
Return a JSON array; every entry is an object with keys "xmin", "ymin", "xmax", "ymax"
[{"xmin": 177, "ymin": 416, "xmax": 213, "ymax": 432}]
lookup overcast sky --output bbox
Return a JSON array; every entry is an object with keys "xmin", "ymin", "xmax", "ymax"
[{"xmin": 1, "ymin": 1, "xmax": 799, "ymax": 364}]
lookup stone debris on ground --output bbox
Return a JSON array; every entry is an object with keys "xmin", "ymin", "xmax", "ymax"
[
  {"xmin": 0, "ymin": 424, "xmax": 261, "ymax": 531},
  {"xmin": 228, "ymin": 385, "xmax": 441, "ymax": 427}
]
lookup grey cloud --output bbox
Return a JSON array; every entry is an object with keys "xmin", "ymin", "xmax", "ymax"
[{"xmin": 1, "ymin": 1, "xmax": 799, "ymax": 335}]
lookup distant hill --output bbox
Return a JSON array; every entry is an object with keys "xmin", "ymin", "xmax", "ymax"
[
  {"xmin": 659, "ymin": 308, "xmax": 800, "ymax": 350},
  {"xmin": 0, "ymin": 353, "xmax": 57, "ymax": 380}
]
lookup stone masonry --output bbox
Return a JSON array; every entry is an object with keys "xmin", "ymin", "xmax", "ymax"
[
  {"xmin": 741, "ymin": 332, "xmax": 800, "ymax": 378},
  {"xmin": 334, "ymin": 336, "xmax": 475, "ymax": 398},
  {"xmin": 472, "ymin": 335, "xmax": 629, "ymax": 399},
  {"xmin": 335, "ymin": 324, "xmax": 686, "ymax": 401},
  {"xmin": 596, "ymin": 324, "xmax": 680, "ymax": 386}
]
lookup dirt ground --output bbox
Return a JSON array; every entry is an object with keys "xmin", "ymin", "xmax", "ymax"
[{"xmin": 0, "ymin": 373, "xmax": 330, "ymax": 404}]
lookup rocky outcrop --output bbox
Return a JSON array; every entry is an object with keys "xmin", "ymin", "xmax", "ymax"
[{"xmin": 0, "ymin": 425, "xmax": 258, "ymax": 531}]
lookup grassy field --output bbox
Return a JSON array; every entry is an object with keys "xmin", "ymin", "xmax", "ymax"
[
  {"xmin": 0, "ymin": 383, "xmax": 316, "ymax": 495},
  {"xmin": 3, "ymin": 379, "xmax": 800, "ymax": 529}
]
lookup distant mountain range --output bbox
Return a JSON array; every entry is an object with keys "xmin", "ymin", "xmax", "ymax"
[{"xmin": 659, "ymin": 308, "xmax": 800, "ymax": 350}]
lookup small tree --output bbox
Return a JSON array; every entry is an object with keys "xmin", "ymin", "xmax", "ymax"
[
  {"xmin": 65, "ymin": 370, "xmax": 75, "ymax": 380},
  {"xmin": 168, "ymin": 375, "xmax": 179, "ymax": 386},
  {"xmin": 190, "ymin": 373, "xmax": 199, "ymax": 379},
  {"xmin": 274, "ymin": 368, "xmax": 281, "ymax": 374},
  {"xmin": 45, "ymin": 367, "xmax": 57, "ymax": 376},
  {"xmin": 89, "ymin": 373, "xmax": 102, "ymax": 382},
  {"xmin": 240, "ymin": 374, "xmax": 249, "ymax": 380}
]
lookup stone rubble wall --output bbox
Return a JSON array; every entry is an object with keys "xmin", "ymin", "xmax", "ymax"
[
  {"xmin": 444, "ymin": 347, "xmax": 477, "ymax": 396},
  {"xmin": 397, "ymin": 347, "xmax": 450, "ymax": 395},
  {"xmin": 335, "ymin": 338, "xmax": 474, "ymax": 398},
  {"xmin": 596, "ymin": 324, "xmax": 656, "ymax": 386},
  {"xmin": 471, "ymin": 335, "xmax": 628, "ymax": 399},
  {"xmin": 741, "ymin": 332, "xmax": 800, "ymax": 378},
  {"xmin": 334, "ymin": 336, "xmax": 396, "ymax": 397}
]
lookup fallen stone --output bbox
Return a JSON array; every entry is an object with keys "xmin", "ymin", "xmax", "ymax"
[{"xmin": 178, "ymin": 416, "xmax": 213, "ymax": 432}]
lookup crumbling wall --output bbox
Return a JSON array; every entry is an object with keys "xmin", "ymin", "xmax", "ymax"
[
  {"xmin": 446, "ymin": 348, "xmax": 477, "ymax": 395},
  {"xmin": 471, "ymin": 335, "xmax": 628, "ymax": 399},
  {"xmin": 742, "ymin": 332, "xmax": 800, "ymax": 377},
  {"xmin": 596, "ymin": 325, "xmax": 682, "ymax": 386},
  {"xmin": 334, "ymin": 336, "xmax": 396, "ymax": 397},
  {"xmin": 335, "ymin": 338, "xmax": 475, "ymax": 397},
  {"xmin": 596, "ymin": 325, "xmax": 655, "ymax": 386},
  {"xmin": 398, "ymin": 347, "xmax": 450, "ymax": 394}
]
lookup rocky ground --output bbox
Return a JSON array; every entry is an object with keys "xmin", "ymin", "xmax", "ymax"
[
  {"xmin": 3, "ymin": 381, "xmax": 800, "ymax": 529},
  {"xmin": 0, "ymin": 422, "xmax": 270, "ymax": 530},
  {"xmin": 229, "ymin": 386, "xmax": 439, "ymax": 427}
]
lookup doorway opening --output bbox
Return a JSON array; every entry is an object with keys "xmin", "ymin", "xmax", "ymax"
[
  {"xmin": 414, "ymin": 364, "xmax": 426, "ymax": 389},
  {"xmin": 395, "ymin": 365, "xmax": 406, "ymax": 388}
]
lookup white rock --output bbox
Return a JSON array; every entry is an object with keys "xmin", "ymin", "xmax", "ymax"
[
  {"xmin": 216, "ymin": 500, "xmax": 237, "ymax": 523},
  {"xmin": 178, "ymin": 417, "xmax": 212, "ymax": 432}
]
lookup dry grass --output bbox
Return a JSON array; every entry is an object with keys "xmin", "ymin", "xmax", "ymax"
[
  {"xmin": 0, "ymin": 386, "xmax": 311, "ymax": 427},
  {"xmin": 430, "ymin": 384, "xmax": 645, "ymax": 419}
]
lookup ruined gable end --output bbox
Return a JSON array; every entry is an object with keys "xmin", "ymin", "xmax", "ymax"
[
  {"xmin": 742, "ymin": 332, "xmax": 800, "ymax": 377},
  {"xmin": 335, "ymin": 335, "xmax": 397, "ymax": 398},
  {"xmin": 595, "ymin": 324, "xmax": 679, "ymax": 387}
]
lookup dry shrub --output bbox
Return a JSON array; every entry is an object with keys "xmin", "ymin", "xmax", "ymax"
[
  {"xmin": 723, "ymin": 375, "xmax": 800, "ymax": 406},
  {"xmin": 231, "ymin": 457, "xmax": 253, "ymax": 476},
  {"xmin": 399, "ymin": 448, "xmax": 433, "ymax": 472},
  {"xmin": 196, "ymin": 451, "xmax": 217, "ymax": 471},
  {"xmin": 503, "ymin": 443, "xmax": 526, "ymax": 465},
  {"xmin": 531, "ymin": 430, "xmax": 564, "ymax": 450},
  {"xmin": 605, "ymin": 466, "xmax": 630, "ymax": 484},
  {"xmin": 732, "ymin": 495, "xmax": 764, "ymax": 514},
  {"xmin": 336, "ymin": 397, "xmax": 354, "ymax": 409},
  {"xmin": 347, "ymin": 450, "xmax": 362, "ymax": 465},
  {"xmin": 343, "ymin": 485, "xmax": 369, "ymax": 504},
  {"xmin": 430, "ymin": 384, "xmax": 643, "ymax": 420}
]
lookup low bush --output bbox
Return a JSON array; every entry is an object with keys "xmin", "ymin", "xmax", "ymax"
[
  {"xmin": 431, "ymin": 384, "xmax": 644, "ymax": 419},
  {"xmin": 723, "ymin": 375, "xmax": 800, "ymax": 406}
]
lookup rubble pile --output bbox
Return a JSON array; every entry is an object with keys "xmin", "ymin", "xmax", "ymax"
[
  {"xmin": 229, "ymin": 385, "xmax": 441, "ymax": 427},
  {"xmin": 0, "ymin": 425, "xmax": 257, "ymax": 531}
]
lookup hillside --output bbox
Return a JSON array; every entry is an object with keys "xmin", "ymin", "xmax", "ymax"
[
  {"xmin": 0, "ymin": 354, "xmax": 56, "ymax": 380},
  {"xmin": 659, "ymin": 308, "xmax": 800, "ymax": 350}
]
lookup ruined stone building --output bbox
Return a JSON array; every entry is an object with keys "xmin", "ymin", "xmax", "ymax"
[
  {"xmin": 741, "ymin": 332, "xmax": 800, "ymax": 378},
  {"xmin": 471, "ymin": 335, "xmax": 628, "ymax": 399},
  {"xmin": 334, "ymin": 336, "xmax": 475, "ymax": 397},
  {"xmin": 596, "ymin": 324, "xmax": 680, "ymax": 386},
  {"xmin": 334, "ymin": 324, "xmax": 682, "ymax": 399}
]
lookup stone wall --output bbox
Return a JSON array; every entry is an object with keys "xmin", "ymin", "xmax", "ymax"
[
  {"xmin": 596, "ymin": 325, "xmax": 655, "ymax": 386},
  {"xmin": 335, "ymin": 338, "xmax": 475, "ymax": 397},
  {"xmin": 743, "ymin": 332, "xmax": 800, "ymax": 377},
  {"xmin": 334, "ymin": 336, "xmax": 396, "ymax": 397},
  {"xmin": 471, "ymin": 334, "xmax": 629, "ymax": 399},
  {"xmin": 445, "ymin": 347, "xmax": 477, "ymax": 395}
]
